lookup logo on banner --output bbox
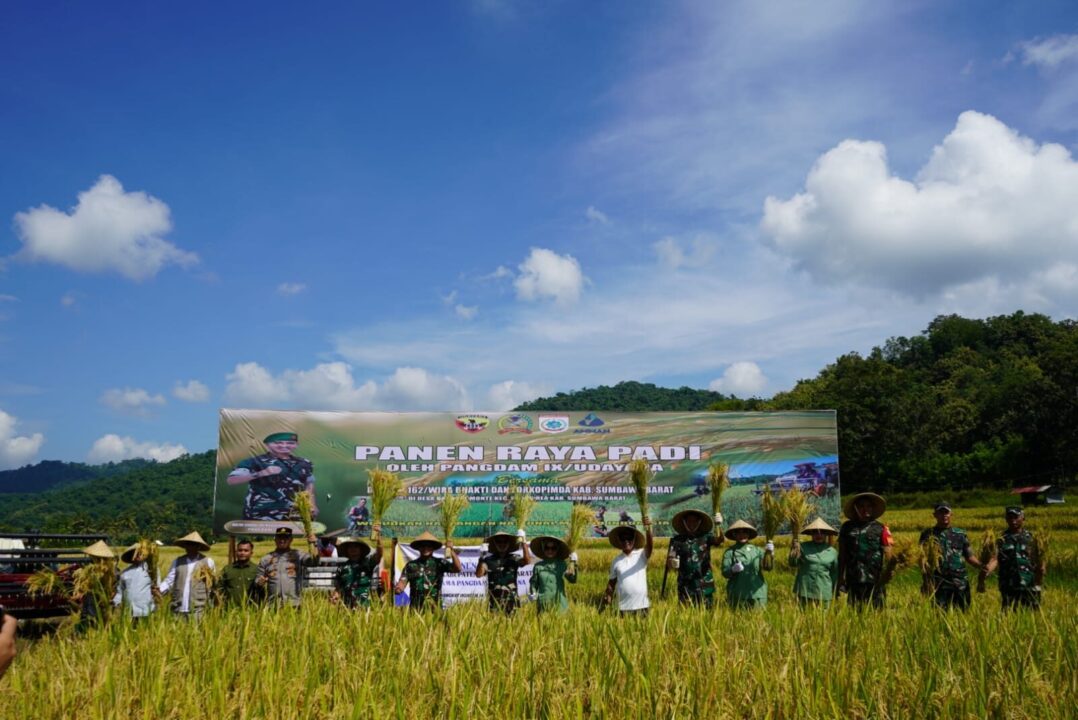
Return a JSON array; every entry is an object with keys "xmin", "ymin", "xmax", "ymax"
[
  {"xmin": 574, "ymin": 413, "xmax": 611, "ymax": 434},
  {"xmin": 497, "ymin": 414, "xmax": 533, "ymax": 434},
  {"xmin": 538, "ymin": 415, "xmax": 569, "ymax": 433},
  {"xmin": 455, "ymin": 415, "xmax": 490, "ymax": 433}
]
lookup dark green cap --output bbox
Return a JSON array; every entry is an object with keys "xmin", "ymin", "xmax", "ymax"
[
  {"xmin": 1005, "ymin": 506, "xmax": 1024, "ymax": 518},
  {"xmin": 264, "ymin": 432, "xmax": 298, "ymax": 443}
]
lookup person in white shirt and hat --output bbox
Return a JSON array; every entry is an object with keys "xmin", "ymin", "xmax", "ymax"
[
  {"xmin": 159, "ymin": 531, "xmax": 215, "ymax": 619},
  {"xmin": 113, "ymin": 543, "xmax": 156, "ymax": 621},
  {"xmin": 601, "ymin": 516, "xmax": 654, "ymax": 616}
]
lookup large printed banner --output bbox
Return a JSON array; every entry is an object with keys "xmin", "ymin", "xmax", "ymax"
[{"xmin": 214, "ymin": 409, "xmax": 841, "ymax": 537}]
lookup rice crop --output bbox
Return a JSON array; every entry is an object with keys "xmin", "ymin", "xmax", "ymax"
[
  {"xmin": 783, "ymin": 488, "xmax": 814, "ymax": 539},
  {"xmin": 707, "ymin": 462, "xmax": 730, "ymax": 520},
  {"xmin": 976, "ymin": 528, "xmax": 997, "ymax": 593},
  {"xmin": 919, "ymin": 534, "xmax": 942, "ymax": 594},
  {"xmin": 439, "ymin": 490, "xmax": 470, "ymax": 541},
  {"xmin": 760, "ymin": 486, "xmax": 785, "ymax": 570},
  {"xmin": 292, "ymin": 490, "xmax": 314, "ymax": 541},
  {"xmin": 368, "ymin": 468, "xmax": 403, "ymax": 527},
  {"xmin": 506, "ymin": 480, "xmax": 538, "ymax": 532},
  {"xmin": 566, "ymin": 503, "xmax": 594, "ymax": 552},
  {"xmin": 627, "ymin": 459, "xmax": 651, "ymax": 521}
]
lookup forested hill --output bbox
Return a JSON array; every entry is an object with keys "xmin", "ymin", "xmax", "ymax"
[
  {"xmin": 0, "ymin": 457, "xmax": 153, "ymax": 493},
  {"xmin": 516, "ymin": 381, "xmax": 731, "ymax": 411}
]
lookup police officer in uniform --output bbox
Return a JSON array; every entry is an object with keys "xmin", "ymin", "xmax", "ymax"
[
  {"xmin": 837, "ymin": 492, "xmax": 892, "ymax": 609},
  {"xmin": 918, "ymin": 503, "xmax": 982, "ymax": 610},
  {"xmin": 227, "ymin": 432, "xmax": 318, "ymax": 521},
  {"xmin": 983, "ymin": 506, "xmax": 1045, "ymax": 610},
  {"xmin": 667, "ymin": 509, "xmax": 723, "ymax": 607}
]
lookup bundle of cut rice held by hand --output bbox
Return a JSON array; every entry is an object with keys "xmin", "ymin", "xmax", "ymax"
[
  {"xmin": 918, "ymin": 534, "xmax": 942, "ymax": 594},
  {"xmin": 292, "ymin": 489, "xmax": 315, "ymax": 542},
  {"xmin": 783, "ymin": 488, "xmax": 814, "ymax": 540},
  {"xmin": 759, "ymin": 486, "xmax": 785, "ymax": 570},
  {"xmin": 1030, "ymin": 529, "xmax": 1050, "ymax": 582},
  {"xmin": 507, "ymin": 480, "xmax": 538, "ymax": 532},
  {"xmin": 976, "ymin": 528, "xmax": 997, "ymax": 593},
  {"xmin": 440, "ymin": 489, "xmax": 470, "ymax": 541},
  {"xmin": 707, "ymin": 462, "xmax": 730, "ymax": 520},
  {"xmin": 627, "ymin": 459, "xmax": 652, "ymax": 522},
  {"xmin": 881, "ymin": 535, "xmax": 919, "ymax": 585},
  {"xmin": 71, "ymin": 560, "xmax": 117, "ymax": 611},
  {"xmin": 369, "ymin": 468, "xmax": 403, "ymax": 527},
  {"xmin": 193, "ymin": 561, "xmax": 216, "ymax": 591},
  {"xmin": 26, "ymin": 568, "xmax": 69, "ymax": 600},
  {"xmin": 566, "ymin": 503, "xmax": 594, "ymax": 553},
  {"xmin": 133, "ymin": 538, "xmax": 159, "ymax": 584}
]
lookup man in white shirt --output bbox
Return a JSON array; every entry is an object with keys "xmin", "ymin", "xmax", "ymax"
[
  {"xmin": 602, "ymin": 516, "xmax": 654, "ymax": 616},
  {"xmin": 159, "ymin": 531, "xmax": 215, "ymax": 619}
]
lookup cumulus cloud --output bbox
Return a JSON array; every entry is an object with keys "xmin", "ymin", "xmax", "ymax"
[
  {"xmin": 709, "ymin": 362, "xmax": 768, "ymax": 397},
  {"xmin": 1019, "ymin": 34, "xmax": 1078, "ymax": 68},
  {"xmin": 585, "ymin": 205, "xmax": 611, "ymax": 224},
  {"xmin": 0, "ymin": 409, "xmax": 45, "ymax": 470},
  {"xmin": 485, "ymin": 380, "xmax": 547, "ymax": 411},
  {"xmin": 13, "ymin": 175, "xmax": 198, "ymax": 280},
  {"xmin": 277, "ymin": 282, "xmax": 306, "ymax": 296},
  {"xmin": 173, "ymin": 380, "xmax": 210, "ymax": 403},
  {"xmin": 100, "ymin": 387, "xmax": 167, "ymax": 416},
  {"xmin": 88, "ymin": 434, "xmax": 188, "ymax": 464},
  {"xmin": 654, "ymin": 234, "xmax": 716, "ymax": 270},
  {"xmin": 514, "ymin": 248, "xmax": 586, "ymax": 306},
  {"xmin": 225, "ymin": 362, "xmax": 468, "ymax": 411},
  {"xmin": 760, "ymin": 111, "xmax": 1078, "ymax": 297}
]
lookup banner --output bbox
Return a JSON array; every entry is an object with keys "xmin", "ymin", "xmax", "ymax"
[
  {"xmin": 214, "ymin": 410, "xmax": 840, "ymax": 537},
  {"xmin": 392, "ymin": 544, "xmax": 532, "ymax": 607}
]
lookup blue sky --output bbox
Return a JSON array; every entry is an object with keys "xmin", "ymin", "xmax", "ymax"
[{"xmin": 1, "ymin": 0, "xmax": 1077, "ymax": 466}]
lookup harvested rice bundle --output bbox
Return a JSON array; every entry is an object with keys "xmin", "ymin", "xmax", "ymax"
[
  {"xmin": 627, "ymin": 459, "xmax": 652, "ymax": 522},
  {"xmin": 507, "ymin": 480, "xmax": 538, "ymax": 532},
  {"xmin": 25, "ymin": 568, "xmax": 68, "ymax": 600},
  {"xmin": 566, "ymin": 503, "xmax": 594, "ymax": 552},
  {"xmin": 881, "ymin": 535, "xmax": 920, "ymax": 585},
  {"xmin": 760, "ymin": 486, "xmax": 785, "ymax": 570},
  {"xmin": 369, "ymin": 468, "xmax": 403, "ymax": 529},
  {"xmin": 292, "ymin": 489, "xmax": 315, "ymax": 543},
  {"xmin": 919, "ymin": 534, "xmax": 942, "ymax": 594},
  {"xmin": 976, "ymin": 528, "xmax": 997, "ymax": 593},
  {"xmin": 708, "ymin": 462, "xmax": 730, "ymax": 522},
  {"xmin": 1030, "ymin": 529, "xmax": 1050, "ymax": 585},
  {"xmin": 783, "ymin": 488, "xmax": 814, "ymax": 540},
  {"xmin": 440, "ymin": 489, "xmax": 470, "ymax": 541}
]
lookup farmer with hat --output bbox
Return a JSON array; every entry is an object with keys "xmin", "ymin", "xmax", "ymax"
[
  {"xmin": 227, "ymin": 431, "xmax": 318, "ymax": 521},
  {"xmin": 159, "ymin": 531, "xmax": 215, "ymax": 619},
  {"xmin": 601, "ymin": 517, "xmax": 654, "ymax": 616},
  {"xmin": 393, "ymin": 532, "xmax": 462, "ymax": 610},
  {"xmin": 528, "ymin": 536, "xmax": 577, "ymax": 613},
  {"xmin": 668, "ymin": 509, "xmax": 723, "ymax": 607},
  {"xmin": 837, "ymin": 492, "xmax": 892, "ymax": 609},
  {"xmin": 332, "ymin": 530, "xmax": 383, "ymax": 609},
  {"xmin": 919, "ymin": 503, "xmax": 982, "ymax": 611},
  {"xmin": 76, "ymin": 540, "xmax": 117, "ymax": 629},
  {"xmin": 721, "ymin": 520, "xmax": 768, "ymax": 609},
  {"xmin": 476, "ymin": 529, "xmax": 531, "ymax": 614},
  {"xmin": 255, "ymin": 526, "xmax": 319, "ymax": 607},
  {"xmin": 113, "ymin": 543, "xmax": 156, "ymax": 621},
  {"xmin": 982, "ymin": 507, "xmax": 1045, "ymax": 610},
  {"xmin": 218, "ymin": 537, "xmax": 261, "ymax": 607},
  {"xmin": 788, "ymin": 518, "xmax": 839, "ymax": 607}
]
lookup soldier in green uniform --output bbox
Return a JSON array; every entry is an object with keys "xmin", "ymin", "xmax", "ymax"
[
  {"xmin": 476, "ymin": 529, "xmax": 531, "ymax": 614},
  {"xmin": 528, "ymin": 536, "xmax": 577, "ymax": 613},
  {"xmin": 983, "ymin": 507, "xmax": 1045, "ymax": 610},
  {"xmin": 720, "ymin": 519, "xmax": 769, "ymax": 609},
  {"xmin": 918, "ymin": 503, "xmax": 982, "ymax": 611},
  {"xmin": 788, "ymin": 517, "xmax": 839, "ymax": 607},
  {"xmin": 393, "ymin": 531, "xmax": 462, "ymax": 610},
  {"xmin": 226, "ymin": 432, "xmax": 318, "ymax": 521},
  {"xmin": 218, "ymin": 538, "xmax": 261, "ymax": 607},
  {"xmin": 837, "ymin": 492, "xmax": 893, "ymax": 609},
  {"xmin": 332, "ymin": 531, "xmax": 383, "ymax": 609},
  {"xmin": 667, "ymin": 509, "xmax": 723, "ymax": 607}
]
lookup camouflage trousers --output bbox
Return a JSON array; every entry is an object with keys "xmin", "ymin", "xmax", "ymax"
[
  {"xmin": 847, "ymin": 583, "xmax": 885, "ymax": 609},
  {"xmin": 1001, "ymin": 588, "xmax": 1041, "ymax": 611},
  {"xmin": 931, "ymin": 583, "xmax": 971, "ymax": 611},
  {"xmin": 487, "ymin": 586, "xmax": 518, "ymax": 615},
  {"xmin": 677, "ymin": 585, "xmax": 715, "ymax": 608}
]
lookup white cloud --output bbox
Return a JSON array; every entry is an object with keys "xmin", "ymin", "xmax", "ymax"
[
  {"xmin": 585, "ymin": 205, "xmax": 611, "ymax": 224},
  {"xmin": 514, "ymin": 248, "xmax": 586, "ymax": 306},
  {"xmin": 455, "ymin": 304, "xmax": 478, "ymax": 320},
  {"xmin": 487, "ymin": 265, "xmax": 513, "ymax": 280},
  {"xmin": 709, "ymin": 362, "xmax": 768, "ymax": 397},
  {"xmin": 0, "ymin": 295, "xmax": 16, "ymax": 303},
  {"xmin": 761, "ymin": 111, "xmax": 1078, "ymax": 298},
  {"xmin": 277, "ymin": 282, "xmax": 307, "ymax": 296},
  {"xmin": 88, "ymin": 434, "xmax": 188, "ymax": 464},
  {"xmin": 1019, "ymin": 34, "xmax": 1078, "ymax": 68},
  {"xmin": 60, "ymin": 292, "xmax": 77, "ymax": 308},
  {"xmin": 173, "ymin": 380, "xmax": 210, "ymax": 403},
  {"xmin": 653, "ymin": 234, "xmax": 716, "ymax": 270},
  {"xmin": 0, "ymin": 409, "xmax": 45, "ymax": 470},
  {"xmin": 225, "ymin": 362, "xmax": 468, "ymax": 411},
  {"xmin": 13, "ymin": 175, "xmax": 198, "ymax": 280},
  {"xmin": 100, "ymin": 387, "xmax": 167, "ymax": 416},
  {"xmin": 485, "ymin": 380, "xmax": 548, "ymax": 411}
]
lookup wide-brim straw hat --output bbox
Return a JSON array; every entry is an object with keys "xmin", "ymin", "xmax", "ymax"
[
  {"xmin": 529, "ymin": 535, "xmax": 570, "ymax": 560},
  {"xmin": 336, "ymin": 537, "xmax": 371, "ymax": 558},
  {"xmin": 409, "ymin": 531, "xmax": 443, "ymax": 551},
  {"xmin": 843, "ymin": 492, "xmax": 886, "ymax": 521},
  {"xmin": 801, "ymin": 518, "xmax": 838, "ymax": 536},
  {"xmin": 175, "ymin": 531, "xmax": 211, "ymax": 552},
  {"xmin": 120, "ymin": 543, "xmax": 142, "ymax": 563},
  {"xmin": 82, "ymin": 540, "xmax": 115, "ymax": 559},
  {"xmin": 723, "ymin": 519, "xmax": 759, "ymax": 541},
  {"xmin": 484, "ymin": 531, "xmax": 520, "ymax": 549},
  {"xmin": 672, "ymin": 509, "xmax": 714, "ymax": 536},
  {"xmin": 608, "ymin": 525, "xmax": 646, "ymax": 550}
]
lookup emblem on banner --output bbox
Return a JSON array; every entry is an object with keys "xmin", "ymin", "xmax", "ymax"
[
  {"xmin": 497, "ymin": 414, "xmax": 534, "ymax": 434},
  {"xmin": 574, "ymin": 413, "xmax": 611, "ymax": 434},
  {"xmin": 538, "ymin": 415, "xmax": 569, "ymax": 433},
  {"xmin": 455, "ymin": 415, "xmax": 490, "ymax": 433}
]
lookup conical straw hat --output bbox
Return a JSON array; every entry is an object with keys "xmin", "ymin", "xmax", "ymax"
[
  {"xmin": 842, "ymin": 492, "xmax": 886, "ymax": 521},
  {"xmin": 409, "ymin": 531, "xmax": 443, "ymax": 551},
  {"xmin": 607, "ymin": 525, "xmax": 645, "ymax": 550},
  {"xmin": 484, "ymin": 531, "xmax": 520, "ymax": 550},
  {"xmin": 723, "ymin": 519, "xmax": 759, "ymax": 541},
  {"xmin": 528, "ymin": 535, "xmax": 569, "ymax": 560},
  {"xmin": 672, "ymin": 509, "xmax": 714, "ymax": 536},
  {"xmin": 120, "ymin": 543, "xmax": 142, "ymax": 563},
  {"xmin": 82, "ymin": 540, "xmax": 115, "ymax": 559},
  {"xmin": 175, "ymin": 531, "xmax": 211, "ymax": 552},
  {"xmin": 801, "ymin": 517, "xmax": 838, "ymax": 536},
  {"xmin": 336, "ymin": 537, "xmax": 371, "ymax": 558}
]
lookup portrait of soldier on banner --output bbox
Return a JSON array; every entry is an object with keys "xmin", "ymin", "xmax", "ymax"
[{"xmin": 226, "ymin": 432, "xmax": 318, "ymax": 521}]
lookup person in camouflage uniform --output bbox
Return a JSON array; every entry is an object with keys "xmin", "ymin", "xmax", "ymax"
[
  {"xmin": 476, "ymin": 529, "xmax": 531, "ymax": 614},
  {"xmin": 393, "ymin": 531, "xmax": 462, "ymax": 610},
  {"xmin": 227, "ymin": 432, "xmax": 318, "ymax": 521},
  {"xmin": 918, "ymin": 503, "xmax": 982, "ymax": 611},
  {"xmin": 983, "ymin": 506, "xmax": 1045, "ymax": 610},
  {"xmin": 667, "ymin": 509, "xmax": 723, "ymax": 607},
  {"xmin": 528, "ymin": 536, "xmax": 578, "ymax": 613},
  {"xmin": 837, "ymin": 493, "xmax": 893, "ymax": 609},
  {"xmin": 332, "ymin": 532, "xmax": 383, "ymax": 609}
]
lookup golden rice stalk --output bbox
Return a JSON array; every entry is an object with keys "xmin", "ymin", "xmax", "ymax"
[
  {"xmin": 760, "ymin": 486, "xmax": 785, "ymax": 540},
  {"xmin": 71, "ymin": 560, "xmax": 117, "ymax": 612},
  {"xmin": 292, "ymin": 489, "xmax": 315, "ymax": 540},
  {"xmin": 439, "ymin": 490, "xmax": 470, "ymax": 541},
  {"xmin": 976, "ymin": 528, "xmax": 997, "ymax": 593},
  {"xmin": 783, "ymin": 488, "xmax": 814, "ymax": 540},
  {"xmin": 369, "ymin": 468, "xmax": 403, "ymax": 527},
  {"xmin": 707, "ymin": 462, "xmax": 730, "ymax": 518},
  {"xmin": 1030, "ymin": 529, "xmax": 1050, "ymax": 582},
  {"xmin": 880, "ymin": 535, "xmax": 919, "ymax": 585},
  {"xmin": 919, "ymin": 534, "xmax": 942, "ymax": 594},
  {"xmin": 507, "ymin": 480, "xmax": 538, "ymax": 532},
  {"xmin": 566, "ymin": 503, "xmax": 594, "ymax": 552},
  {"xmin": 627, "ymin": 459, "xmax": 652, "ymax": 522},
  {"xmin": 25, "ymin": 568, "xmax": 69, "ymax": 599},
  {"xmin": 193, "ymin": 562, "xmax": 216, "ymax": 592},
  {"xmin": 132, "ymin": 538, "xmax": 160, "ymax": 584}
]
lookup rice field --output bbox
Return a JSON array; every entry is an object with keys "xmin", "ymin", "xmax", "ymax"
[{"xmin": 4, "ymin": 503, "xmax": 1076, "ymax": 719}]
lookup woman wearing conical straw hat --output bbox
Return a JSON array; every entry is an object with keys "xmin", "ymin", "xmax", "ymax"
[
  {"xmin": 720, "ymin": 520, "xmax": 768, "ymax": 609},
  {"xmin": 528, "ymin": 536, "xmax": 577, "ymax": 614},
  {"xmin": 158, "ymin": 531, "xmax": 215, "ymax": 620},
  {"xmin": 668, "ymin": 509, "xmax": 723, "ymax": 607},
  {"xmin": 477, "ymin": 529, "xmax": 531, "ymax": 615},
  {"xmin": 788, "ymin": 518, "xmax": 839, "ymax": 608},
  {"xmin": 113, "ymin": 543, "xmax": 156, "ymax": 621},
  {"xmin": 393, "ymin": 532, "xmax": 462, "ymax": 610}
]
